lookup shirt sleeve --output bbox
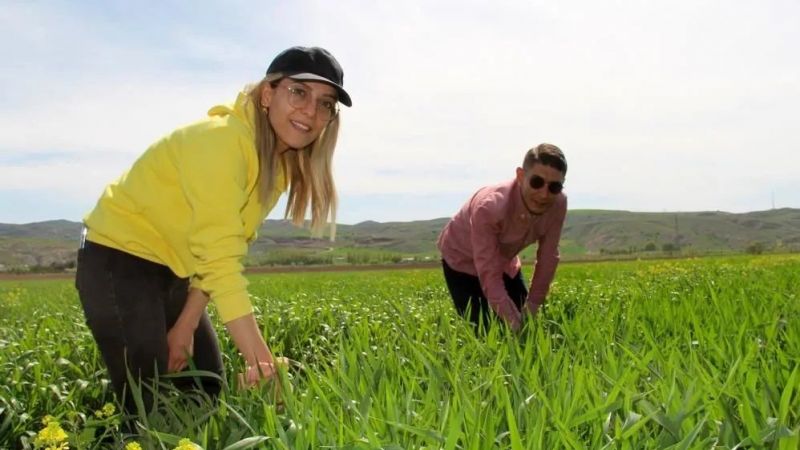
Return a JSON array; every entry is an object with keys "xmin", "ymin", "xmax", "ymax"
[
  {"xmin": 526, "ymin": 196, "xmax": 568, "ymax": 314},
  {"xmin": 177, "ymin": 125, "xmax": 254, "ymax": 323},
  {"xmin": 470, "ymin": 198, "xmax": 523, "ymax": 326}
]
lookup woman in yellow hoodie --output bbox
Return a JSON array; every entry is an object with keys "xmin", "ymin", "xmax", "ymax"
[{"xmin": 75, "ymin": 46, "xmax": 352, "ymax": 411}]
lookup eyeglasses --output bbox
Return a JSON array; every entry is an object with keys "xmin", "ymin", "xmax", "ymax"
[
  {"xmin": 285, "ymin": 84, "xmax": 339, "ymax": 122},
  {"xmin": 529, "ymin": 174, "xmax": 564, "ymax": 194}
]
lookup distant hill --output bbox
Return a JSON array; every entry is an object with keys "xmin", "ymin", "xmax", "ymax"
[
  {"xmin": 0, "ymin": 220, "xmax": 84, "ymax": 271},
  {"xmin": 1, "ymin": 209, "xmax": 799, "ymax": 271},
  {"xmin": 561, "ymin": 208, "xmax": 800, "ymax": 255}
]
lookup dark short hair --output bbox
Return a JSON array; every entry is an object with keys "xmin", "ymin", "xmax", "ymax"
[{"xmin": 522, "ymin": 143, "xmax": 567, "ymax": 175}]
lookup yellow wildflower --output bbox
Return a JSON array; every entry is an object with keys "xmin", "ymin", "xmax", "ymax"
[
  {"xmin": 33, "ymin": 419, "xmax": 69, "ymax": 449},
  {"xmin": 42, "ymin": 444, "xmax": 68, "ymax": 450},
  {"xmin": 173, "ymin": 438, "xmax": 201, "ymax": 450},
  {"xmin": 125, "ymin": 442, "xmax": 143, "ymax": 450},
  {"xmin": 94, "ymin": 402, "xmax": 116, "ymax": 418}
]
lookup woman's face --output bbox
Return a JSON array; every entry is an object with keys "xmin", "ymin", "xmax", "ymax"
[
  {"xmin": 260, "ymin": 78, "xmax": 338, "ymax": 151},
  {"xmin": 515, "ymin": 163, "xmax": 565, "ymax": 214}
]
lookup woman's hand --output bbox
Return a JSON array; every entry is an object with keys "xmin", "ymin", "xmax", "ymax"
[
  {"xmin": 238, "ymin": 357, "xmax": 290, "ymax": 388},
  {"xmin": 225, "ymin": 313, "xmax": 285, "ymax": 390},
  {"xmin": 167, "ymin": 288, "xmax": 209, "ymax": 372},
  {"xmin": 237, "ymin": 357, "xmax": 292, "ymax": 408},
  {"xmin": 167, "ymin": 322, "xmax": 194, "ymax": 372}
]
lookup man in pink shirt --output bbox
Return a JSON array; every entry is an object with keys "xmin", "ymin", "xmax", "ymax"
[{"xmin": 437, "ymin": 143, "xmax": 568, "ymax": 332}]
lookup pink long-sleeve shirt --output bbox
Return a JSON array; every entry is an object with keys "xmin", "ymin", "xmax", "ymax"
[{"xmin": 437, "ymin": 179, "xmax": 567, "ymax": 325}]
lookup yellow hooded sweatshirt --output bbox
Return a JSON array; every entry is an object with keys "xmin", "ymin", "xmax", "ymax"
[{"xmin": 84, "ymin": 91, "xmax": 285, "ymax": 323}]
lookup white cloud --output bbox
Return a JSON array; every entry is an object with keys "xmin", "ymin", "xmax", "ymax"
[{"xmin": 0, "ymin": 158, "xmax": 122, "ymax": 193}]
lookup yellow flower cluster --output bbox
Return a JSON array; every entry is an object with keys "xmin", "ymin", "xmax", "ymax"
[
  {"xmin": 173, "ymin": 438, "xmax": 201, "ymax": 450},
  {"xmin": 34, "ymin": 416, "xmax": 69, "ymax": 450},
  {"xmin": 123, "ymin": 438, "xmax": 199, "ymax": 450},
  {"xmin": 1, "ymin": 287, "xmax": 25, "ymax": 304},
  {"xmin": 32, "ymin": 405, "xmax": 199, "ymax": 450},
  {"xmin": 94, "ymin": 403, "xmax": 116, "ymax": 419}
]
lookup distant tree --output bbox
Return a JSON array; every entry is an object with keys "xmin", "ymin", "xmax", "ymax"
[
  {"xmin": 662, "ymin": 243, "xmax": 676, "ymax": 253},
  {"xmin": 346, "ymin": 252, "xmax": 370, "ymax": 265},
  {"xmin": 746, "ymin": 242, "xmax": 765, "ymax": 255},
  {"xmin": 644, "ymin": 242, "xmax": 657, "ymax": 252}
]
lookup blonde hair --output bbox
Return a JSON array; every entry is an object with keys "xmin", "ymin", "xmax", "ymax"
[{"xmin": 247, "ymin": 75, "xmax": 339, "ymax": 240}]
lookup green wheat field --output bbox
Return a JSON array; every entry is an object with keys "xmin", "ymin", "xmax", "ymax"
[{"xmin": 1, "ymin": 255, "xmax": 799, "ymax": 449}]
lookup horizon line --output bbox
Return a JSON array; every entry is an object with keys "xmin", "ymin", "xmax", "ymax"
[{"xmin": 1, "ymin": 206, "xmax": 798, "ymax": 227}]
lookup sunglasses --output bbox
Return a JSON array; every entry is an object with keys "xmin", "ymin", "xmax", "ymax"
[{"xmin": 529, "ymin": 175, "xmax": 564, "ymax": 194}]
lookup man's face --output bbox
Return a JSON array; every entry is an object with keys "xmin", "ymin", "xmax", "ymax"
[{"xmin": 516, "ymin": 163, "xmax": 565, "ymax": 214}]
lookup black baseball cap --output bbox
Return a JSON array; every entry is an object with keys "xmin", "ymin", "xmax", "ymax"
[{"xmin": 267, "ymin": 46, "xmax": 352, "ymax": 107}]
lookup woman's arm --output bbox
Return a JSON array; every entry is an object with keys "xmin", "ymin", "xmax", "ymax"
[
  {"xmin": 167, "ymin": 287, "xmax": 210, "ymax": 372},
  {"xmin": 225, "ymin": 313, "xmax": 278, "ymax": 386}
]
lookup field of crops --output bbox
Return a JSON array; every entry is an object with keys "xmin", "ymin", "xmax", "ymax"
[{"xmin": 1, "ymin": 254, "xmax": 799, "ymax": 449}]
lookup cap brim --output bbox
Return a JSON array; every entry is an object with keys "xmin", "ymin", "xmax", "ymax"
[{"xmin": 287, "ymin": 73, "xmax": 352, "ymax": 107}]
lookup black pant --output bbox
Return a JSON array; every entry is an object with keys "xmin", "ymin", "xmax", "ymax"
[
  {"xmin": 442, "ymin": 259, "xmax": 527, "ymax": 329},
  {"xmin": 75, "ymin": 240, "xmax": 224, "ymax": 413}
]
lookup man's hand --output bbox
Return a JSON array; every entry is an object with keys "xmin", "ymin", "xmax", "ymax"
[
  {"xmin": 509, "ymin": 316, "xmax": 523, "ymax": 332},
  {"xmin": 167, "ymin": 322, "xmax": 194, "ymax": 373},
  {"xmin": 525, "ymin": 301, "xmax": 542, "ymax": 317}
]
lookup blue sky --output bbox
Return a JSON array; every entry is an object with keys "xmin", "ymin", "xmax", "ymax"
[{"xmin": 2, "ymin": 0, "xmax": 799, "ymax": 224}]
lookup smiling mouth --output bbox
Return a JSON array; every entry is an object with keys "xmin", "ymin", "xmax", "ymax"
[{"xmin": 290, "ymin": 120, "xmax": 311, "ymax": 132}]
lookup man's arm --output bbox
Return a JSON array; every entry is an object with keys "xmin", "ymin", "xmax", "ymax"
[
  {"xmin": 526, "ymin": 197, "xmax": 568, "ymax": 315},
  {"xmin": 470, "ymin": 201, "xmax": 523, "ymax": 330}
]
